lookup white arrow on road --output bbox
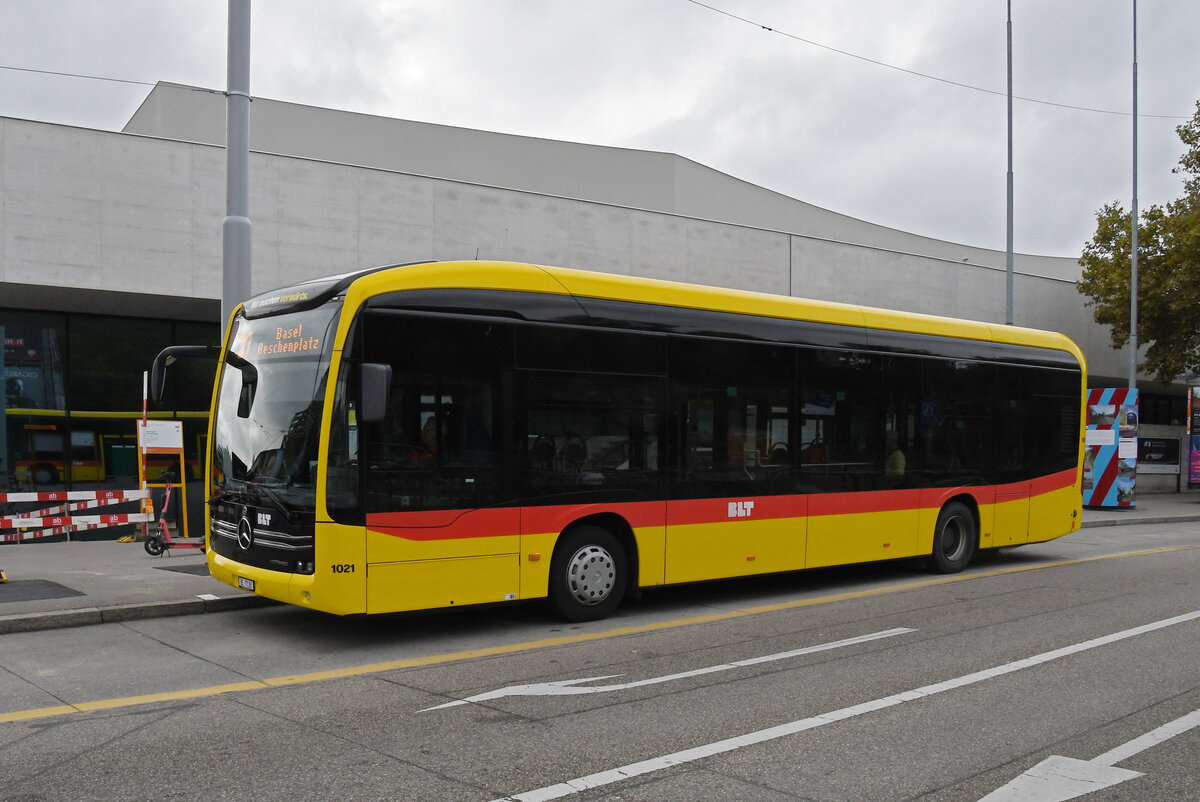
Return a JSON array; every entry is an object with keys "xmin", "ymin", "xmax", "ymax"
[
  {"xmin": 421, "ymin": 627, "xmax": 915, "ymax": 712},
  {"xmin": 979, "ymin": 707, "xmax": 1200, "ymax": 801}
]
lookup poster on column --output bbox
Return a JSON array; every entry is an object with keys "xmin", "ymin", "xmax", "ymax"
[
  {"xmin": 1189, "ymin": 387, "xmax": 1200, "ymax": 485},
  {"xmin": 1082, "ymin": 388, "xmax": 1137, "ymax": 508}
]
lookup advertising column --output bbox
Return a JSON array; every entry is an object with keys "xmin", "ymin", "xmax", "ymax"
[
  {"xmin": 1083, "ymin": 388, "xmax": 1138, "ymax": 508},
  {"xmin": 1189, "ymin": 387, "xmax": 1200, "ymax": 486}
]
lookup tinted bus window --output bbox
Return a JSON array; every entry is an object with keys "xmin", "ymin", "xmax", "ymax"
[
  {"xmin": 919, "ymin": 359, "xmax": 995, "ymax": 486},
  {"xmin": 670, "ymin": 337, "xmax": 795, "ymax": 499},
  {"xmin": 519, "ymin": 374, "xmax": 663, "ymax": 502},
  {"xmin": 359, "ymin": 314, "xmax": 513, "ymax": 513},
  {"xmin": 997, "ymin": 364, "xmax": 1081, "ymax": 481},
  {"xmin": 798, "ymin": 349, "xmax": 895, "ymax": 493}
]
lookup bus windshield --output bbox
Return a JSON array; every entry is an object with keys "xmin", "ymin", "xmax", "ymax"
[{"xmin": 211, "ymin": 303, "xmax": 341, "ymax": 511}]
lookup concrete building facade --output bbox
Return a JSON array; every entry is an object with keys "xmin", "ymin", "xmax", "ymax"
[{"xmin": 1, "ymin": 83, "xmax": 1188, "ymax": 494}]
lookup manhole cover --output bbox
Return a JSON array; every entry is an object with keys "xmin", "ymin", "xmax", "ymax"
[{"xmin": 0, "ymin": 580, "xmax": 87, "ymax": 603}]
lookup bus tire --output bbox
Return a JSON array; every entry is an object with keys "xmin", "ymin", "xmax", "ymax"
[
  {"xmin": 33, "ymin": 464, "xmax": 58, "ymax": 485},
  {"xmin": 547, "ymin": 525, "xmax": 628, "ymax": 622},
  {"xmin": 929, "ymin": 501, "xmax": 976, "ymax": 573},
  {"xmin": 144, "ymin": 536, "xmax": 165, "ymax": 556}
]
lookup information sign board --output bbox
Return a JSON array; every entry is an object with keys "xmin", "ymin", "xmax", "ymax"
[{"xmin": 1083, "ymin": 388, "xmax": 1137, "ymax": 508}]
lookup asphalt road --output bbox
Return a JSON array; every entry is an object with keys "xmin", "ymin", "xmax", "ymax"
[{"xmin": 1, "ymin": 522, "xmax": 1197, "ymax": 801}]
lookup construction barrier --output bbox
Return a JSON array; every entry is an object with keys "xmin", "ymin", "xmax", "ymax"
[
  {"xmin": 0, "ymin": 489, "xmax": 150, "ymax": 504},
  {"xmin": 0, "ymin": 489, "xmax": 153, "ymax": 543}
]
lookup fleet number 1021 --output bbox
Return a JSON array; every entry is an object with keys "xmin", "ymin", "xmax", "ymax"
[{"xmin": 331, "ymin": 564, "xmax": 355, "ymax": 573}]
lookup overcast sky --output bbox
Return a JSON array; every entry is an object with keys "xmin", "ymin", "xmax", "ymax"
[{"xmin": 1, "ymin": 1, "xmax": 1197, "ymax": 258}]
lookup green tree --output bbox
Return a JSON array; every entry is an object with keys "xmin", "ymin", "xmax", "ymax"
[{"xmin": 1077, "ymin": 100, "xmax": 1200, "ymax": 383}]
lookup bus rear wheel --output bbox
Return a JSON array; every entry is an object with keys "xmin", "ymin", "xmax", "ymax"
[
  {"xmin": 33, "ymin": 464, "xmax": 59, "ymax": 486},
  {"xmin": 929, "ymin": 501, "xmax": 976, "ymax": 573},
  {"xmin": 547, "ymin": 525, "xmax": 628, "ymax": 622}
]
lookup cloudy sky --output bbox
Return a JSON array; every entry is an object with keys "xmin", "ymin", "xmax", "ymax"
[{"xmin": 1, "ymin": 1, "xmax": 1197, "ymax": 258}]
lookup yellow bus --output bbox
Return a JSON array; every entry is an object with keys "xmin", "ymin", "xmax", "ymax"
[{"xmin": 155, "ymin": 261, "xmax": 1085, "ymax": 621}]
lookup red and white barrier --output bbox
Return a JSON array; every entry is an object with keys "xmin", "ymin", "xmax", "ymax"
[
  {"xmin": 0, "ymin": 489, "xmax": 149, "ymax": 504},
  {"xmin": 2, "ymin": 522, "xmax": 142, "ymax": 543},
  {"xmin": 1, "ymin": 489, "xmax": 154, "ymax": 543}
]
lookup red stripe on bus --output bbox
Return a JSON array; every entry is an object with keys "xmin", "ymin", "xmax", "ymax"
[
  {"xmin": 1028, "ymin": 467, "xmax": 1080, "ymax": 496},
  {"xmin": 808, "ymin": 488, "xmax": 927, "ymax": 518},
  {"xmin": 366, "ymin": 507, "xmax": 521, "ymax": 540},
  {"xmin": 366, "ymin": 470, "xmax": 1081, "ymax": 542},
  {"xmin": 520, "ymin": 501, "xmax": 664, "ymax": 533}
]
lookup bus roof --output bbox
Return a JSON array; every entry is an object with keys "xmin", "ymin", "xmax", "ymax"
[{"xmin": 328, "ymin": 260, "xmax": 1085, "ymax": 368}]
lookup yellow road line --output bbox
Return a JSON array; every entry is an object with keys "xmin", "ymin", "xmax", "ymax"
[{"xmin": 2, "ymin": 544, "xmax": 1196, "ymax": 724}]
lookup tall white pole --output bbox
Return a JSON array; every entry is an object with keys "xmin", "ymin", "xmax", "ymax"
[
  {"xmin": 1129, "ymin": 0, "xmax": 1139, "ymax": 390},
  {"xmin": 223, "ymin": 0, "xmax": 252, "ymax": 331},
  {"xmin": 1005, "ymin": 0, "xmax": 1014, "ymax": 325}
]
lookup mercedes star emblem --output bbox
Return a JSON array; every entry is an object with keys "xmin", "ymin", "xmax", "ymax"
[{"xmin": 237, "ymin": 516, "xmax": 254, "ymax": 550}]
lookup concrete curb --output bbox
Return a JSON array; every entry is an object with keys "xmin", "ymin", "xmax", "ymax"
[
  {"xmin": 0, "ymin": 594, "xmax": 277, "ymax": 634},
  {"xmin": 1081, "ymin": 514, "xmax": 1200, "ymax": 529}
]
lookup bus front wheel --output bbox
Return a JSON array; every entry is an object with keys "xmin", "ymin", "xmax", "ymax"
[
  {"xmin": 547, "ymin": 525, "xmax": 628, "ymax": 622},
  {"xmin": 929, "ymin": 501, "xmax": 976, "ymax": 573}
]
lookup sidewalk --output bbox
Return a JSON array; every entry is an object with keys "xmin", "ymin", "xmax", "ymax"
[
  {"xmin": 3, "ymin": 494, "xmax": 1199, "ymax": 634},
  {"xmin": 0, "ymin": 539, "xmax": 272, "ymax": 634}
]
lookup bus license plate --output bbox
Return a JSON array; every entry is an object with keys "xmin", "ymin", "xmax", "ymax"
[{"xmin": 237, "ymin": 576, "xmax": 255, "ymax": 592}]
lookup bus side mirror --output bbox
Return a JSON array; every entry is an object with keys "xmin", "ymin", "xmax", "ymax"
[
  {"xmin": 223, "ymin": 353, "xmax": 258, "ymax": 418},
  {"xmin": 359, "ymin": 363, "xmax": 392, "ymax": 424},
  {"xmin": 151, "ymin": 345, "xmax": 219, "ymax": 404}
]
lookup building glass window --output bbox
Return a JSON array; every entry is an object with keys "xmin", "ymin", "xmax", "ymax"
[
  {"xmin": 3, "ymin": 310, "xmax": 67, "ymax": 411},
  {"xmin": 3, "ymin": 308, "xmax": 218, "ymax": 493},
  {"xmin": 69, "ymin": 316, "xmax": 172, "ymax": 412},
  {"xmin": 3, "ymin": 310, "xmax": 68, "ymax": 489},
  {"xmin": 166, "ymin": 321, "xmax": 221, "ymax": 412},
  {"xmin": 1140, "ymin": 393, "xmax": 1186, "ymax": 427}
]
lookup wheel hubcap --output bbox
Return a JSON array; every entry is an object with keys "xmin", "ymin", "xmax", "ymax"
[
  {"xmin": 941, "ymin": 516, "xmax": 968, "ymax": 562},
  {"xmin": 565, "ymin": 545, "xmax": 616, "ymax": 606}
]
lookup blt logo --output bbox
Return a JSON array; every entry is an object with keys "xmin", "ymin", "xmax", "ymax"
[{"xmin": 728, "ymin": 501, "xmax": 755, "ymax": 519}]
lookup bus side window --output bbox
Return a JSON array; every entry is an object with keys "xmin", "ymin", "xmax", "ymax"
[
  {"xmin": 918, "ymin": 359, "xmax": 994, "ymax": 484},
  {"xmin": 352, "ymin": 313, "xmax": 513, "ymax": 513},
  {"xmin": 670, "ymin": 337, "xmax": 794, "ymax": 498},
  {"xmin": 996, "ymin": 364, "xmax": 1080, "ymax": 481},
  {"xmin": 799, "ymin": 349, "xmax": 883, "ymax": 493},
  {"xmin": 519, "ymin": 375, "xmax": 661, "ymax": 500}
]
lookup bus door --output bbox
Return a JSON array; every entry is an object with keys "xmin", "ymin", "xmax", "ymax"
[
  {"xmin": 803, "ymin": 353, "xmax": 920, "ymax": 568},
  {"xmin": 358, "ymin": 314, "xmax": 519, "ymax": 613},
  {"xmin": 105, "ymin": 434, "xmax": 139, "ymax": 479},
  {"xmin": 666, "ymin": 348, "xmax": 803, "ymax": 584}
]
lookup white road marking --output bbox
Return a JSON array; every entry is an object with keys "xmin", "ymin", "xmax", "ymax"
[
  {"xmin": 489, "ymin": 609, "xmax": 1200, "ymax": 802},
  {"xmin": 422, "ymin": 627, "xmax": 915, "ymax": 712},
  {"xmin": 978, "ymin": 707, "xmax": 1200, "ymax": 801}
]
